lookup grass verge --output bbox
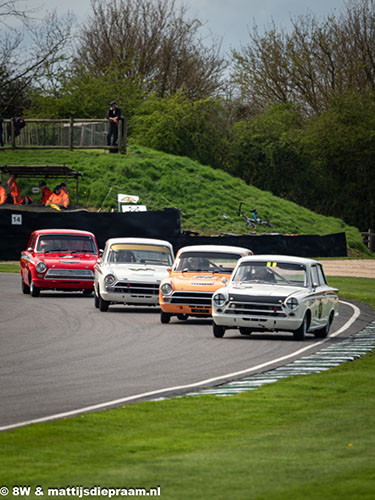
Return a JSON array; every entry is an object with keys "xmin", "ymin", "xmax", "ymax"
[{"xmin": 0, "ymin": 276, "xmax": 374, "ymax": 499}]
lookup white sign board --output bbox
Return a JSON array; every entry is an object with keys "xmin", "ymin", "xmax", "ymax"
[
  {"xmin": 121, "ymin": 205, "xmax": 147, "ymax": 213},
  {"xmin": 11, "ymin": 214, "xmax": 22, "ymax": 225},
  {"xmin": 117, "ymin": 194, "xmax": 139, "ymax": 204}
]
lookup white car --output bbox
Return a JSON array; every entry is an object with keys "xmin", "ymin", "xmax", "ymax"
[
  {"xmin": 212, "ymin": 255, "xmax": 339, "ymax": 340},
  {"xmin": 94, "ymin": 238, "xmax": 174, "ymax": 311}
]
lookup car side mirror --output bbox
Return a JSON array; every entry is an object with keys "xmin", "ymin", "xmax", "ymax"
[
  {"xmin": 28, "ymin": 247, "xmax": 33, "ymax": 252},
  {"xmin": 99, "ymin": 249, "xmax": 103, "ymax": 256},
  {"xmin": 167, "ymin": 267, "xmax": 172, "ymax": 273},
  {"xmin": 221, "ymin": 277, "xmax": 228, "ymax": 284}
]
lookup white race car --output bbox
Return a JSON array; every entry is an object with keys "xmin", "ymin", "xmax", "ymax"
[
  {"xmin": 94, "ymin": 238, "xmax": 174, "ymax": 311},
  {"xmin": 212, "ymin": 255, "xmax": 339, "ymax": 340}
]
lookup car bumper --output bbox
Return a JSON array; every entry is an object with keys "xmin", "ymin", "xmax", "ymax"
[
  {"xmin": 32, "ymin": 278, "xmax": 94, "ymax": 290},
  {"xmin": 100, "ymin": 289, "xmax": 159, "ymax": 305},
  {"xmin": 160, "ymin": 302, "xmax": 212, "ymax": 316},
  {"xmin": 212, "ymin": 312, "xmax": 303, "ymax": 332}
]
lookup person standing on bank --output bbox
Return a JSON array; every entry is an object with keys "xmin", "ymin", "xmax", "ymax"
[{"xmin": 106, "ymin": 101, "xmax": 121, "ymax": 147}]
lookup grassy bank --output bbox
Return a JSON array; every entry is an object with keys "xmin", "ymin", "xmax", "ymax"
[
  {"xmin": 0, "ymin": 276, "xmax": 374, "ymax": 499},
  {"xmin": 0, "ymin": 147, "xmax": 367, "ymax": 255}
]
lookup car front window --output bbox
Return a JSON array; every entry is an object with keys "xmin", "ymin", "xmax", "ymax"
[
  {"xmin": 36, "ymin": 235, "xmax": 97, "ymax": 253},
  {"xmin": 233, "ymin": 261, "xmax": 307, "ymax": 286},
  {"xmin": 107, "ymin": 244, "xmax": 173, "ymax": 265},
  {"xmin": 175, "ymin": 252, "xmax": 242, "ymax": 273}
]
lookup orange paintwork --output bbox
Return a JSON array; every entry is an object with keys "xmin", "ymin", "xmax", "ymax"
[{"xmin": 159, "ymin": 245, "xmax": 253, "ymax": 318}]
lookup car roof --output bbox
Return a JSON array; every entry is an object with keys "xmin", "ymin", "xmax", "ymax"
[
  {"xmin": 33, "ymin": 229, "xmax": 96, "ymax": 237},
  {"xmin": 236, "ymin": 254, "xmax": 320, "ymax": 265},
  {"xmin": 176, "ymin": 245, "xmax": 252, "ymax": 255},
  {"xmin": 105, "ymin": 237, "xmax": 174, "ymax": 250}
]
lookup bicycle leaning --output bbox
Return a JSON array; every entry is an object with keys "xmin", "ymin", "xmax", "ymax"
[{"xmin": 237, "ymin": 202, "xmax": 273, "ymax": 230}]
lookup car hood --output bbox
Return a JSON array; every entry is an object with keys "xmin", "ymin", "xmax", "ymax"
[
  {"xmin": 170, "ymin": 272, "xmax": 227, "ymax": 291},
  {"xmin": 37, "ymin": 253, "xmax": 98, "ymax": 268},
  {"xmin": 227, "ymin": 283, "xmax": 306, "ymax": 299},
  {"xmin": 104, "ymin": 264, "xmax": 170, "ymax": 281}
]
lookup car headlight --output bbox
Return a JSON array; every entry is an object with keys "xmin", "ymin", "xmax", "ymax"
[
  {"xmin": 286, "ymin": 297, "xmax": 299, "ymax": 310},
  {"xmin": 213, "ymin": 293, "xmax": 226, "ymax": 306},
  {"xmin": 104, "ymin": 274, "xmax": 116, "ymax": 286},
  {"xmin": 35, "ymin": 262, "xmax": 47, "ymax": 273},
  {"xmin": 161, "ymin": 282, "xmax": 173, "ymax": 295}
]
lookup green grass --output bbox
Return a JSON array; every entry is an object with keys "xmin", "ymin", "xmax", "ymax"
[
  {"xmin": 328, "ymin": 276, "xmax": 375, "ymax": 309},
  {"xmin": 0, "ymin": 276, "xmax": 374, "ymax": 499},
  {"xmin": 0, "ymin": 262, "xmax": 19, "ymax": 273},
  {"xmin": 1, "ymin": 354, "xmax": 375, "ymax": 500},
  {"xmin": 0, "ymin": 147, "xmax": 368, "ymax": 255}
]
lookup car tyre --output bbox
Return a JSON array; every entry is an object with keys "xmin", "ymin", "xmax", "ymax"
[
  {"xmin": 161, "ymin": 311, "xmax": 171, "ymax": 324},
  {"xmin": 239, "ymin": 327, "xmax": 252, "ymax": 335},
  {"xmin": 21, "ymin": 277, "xmax": 30, "ymax": 294},
  {"xmin": 314, "ymin": 312, "xmax": 333, "ymax": 338},
  {"xmin": 82, "ymin": 289, "xmax": 93, "ymax": 296},
  {"xmin": 177, "ymin": 314, "xmax": 188, "ymax": 321},
  {"xmin": 30, "ymin": 278, "xmax": 40, "ymax": 297},
  {"xmin": 94, "ymin": 290, "xmax": 99, "ymax": 309},
  {"xmin": 293, "ymin": 314, "xmax": 308, "ymax": 341},
  {"xmin": 99, "ymin": 296, "xmax": 109, "ymax": 312},
  {"xmin": 213, "ymin": 323, "xmax": 225, "ymax": 338}
]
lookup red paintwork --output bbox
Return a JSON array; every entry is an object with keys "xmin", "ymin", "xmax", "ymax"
[{"xmin": 20, "ymin": 229, "xmax": 99, "ymax": 293}]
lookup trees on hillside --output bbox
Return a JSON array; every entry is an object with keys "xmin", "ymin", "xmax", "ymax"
[
  {"xmin": 0, "ymin": 2, "xmax": 74, "ymax": 116},
  {"xmin": 75, "ymin": 0, "xmax": 227, "ymax": 99},
  {"xmin": 232, "ymin": 0, "xmax": 375, "ymax": 114}
]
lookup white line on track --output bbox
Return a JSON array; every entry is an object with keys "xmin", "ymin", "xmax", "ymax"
[{"xmin": 0, "ymin": 301, "xmax": 361, "ymax": 432}]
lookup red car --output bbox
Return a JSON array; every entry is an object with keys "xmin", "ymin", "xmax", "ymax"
[{"xmin": 20, "ymin": 229, "xmax": 99, "ymax": 297}]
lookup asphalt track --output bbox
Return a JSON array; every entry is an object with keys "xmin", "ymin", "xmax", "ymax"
[{"xmin": 1, "ymin": 273, "xmax": 374, "ymax": 431}]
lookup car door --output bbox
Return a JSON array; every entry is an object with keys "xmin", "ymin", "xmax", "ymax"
[{"xmin": 310, "ymin": 265, "xmax": 325, "ymax": 329}]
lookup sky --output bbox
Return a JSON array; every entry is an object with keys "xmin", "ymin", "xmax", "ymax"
[{"xmin": 24, "ymin": 0, "xmax": 346, "ymax": 55}]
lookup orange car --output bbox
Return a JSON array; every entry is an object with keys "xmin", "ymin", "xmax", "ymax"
[{"xmin": 159, "ymin": 245, "xmax": 253, "ymax": 323}]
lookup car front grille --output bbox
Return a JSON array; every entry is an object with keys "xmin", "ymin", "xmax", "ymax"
[
  {"xmin": 113, "ymin": 281, "xmax": 160, "ymax": 295},
  {"xmin": 45, "ymin": 268, "xmax": 94, "ymax": 281},
  {"xmin": 170, "ymin": 291, "xmax": 213, "ymax": 306},
  {"xmin": 224, "ymin": 294, "xmax": 287, "ymax": 317}
]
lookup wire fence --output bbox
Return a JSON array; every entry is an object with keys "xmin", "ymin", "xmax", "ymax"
[{"xmin": 1, "ymin": 118, "xmax": 127, "ymax": 153}]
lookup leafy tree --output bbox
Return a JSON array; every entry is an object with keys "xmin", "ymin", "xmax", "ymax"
[
  {"xmin": 232, "ymin": 0, "xmax": 375, "ymax": 114},
  {"xmin": 75, "ymin": 0, "xmax": 227, "ymax": 99},
  {"xmin": 300, "ymin": 92, "xmax": 375, "ymax": 230},
  {"xmin": 130, "ymin": 93, "xmax": 228, "ymax": 168}
]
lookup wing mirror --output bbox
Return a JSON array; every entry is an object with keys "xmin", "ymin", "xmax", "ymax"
[{"xmin": 221, "ymin": 277, "xmax": 228, "ymax": 284}]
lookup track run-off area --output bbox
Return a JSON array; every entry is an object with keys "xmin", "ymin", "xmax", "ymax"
[{"xmin": 1, "ymin": 272, "xmax": 374, "ymax": 431}]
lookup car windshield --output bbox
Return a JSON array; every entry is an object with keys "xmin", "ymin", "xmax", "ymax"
[
  {"xmin": 233, "ymin": 261, "xmax": 307, "ymax": 287},
  {"xmin": 107, "ymin": 243, "xmax": 173, "ymax": 266},
  {"xmin": 36, "ymin": 235, "xmax": 97, "ymax": 254},
  {"xmin": 175, "ymin": 251, "xmax": 242, "ymax": 273}
]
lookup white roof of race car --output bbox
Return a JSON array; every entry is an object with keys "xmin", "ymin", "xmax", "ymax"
[
  {"xmin": 176, "ymin": 245, "xmax": 253, "ymax": 255},
  {"xmin": 104, "ymin": 237, "xmax": 174, "ymax": 250}
]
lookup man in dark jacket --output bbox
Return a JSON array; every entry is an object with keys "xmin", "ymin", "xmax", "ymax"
[{"xmin": 106, "ymin": 101, "xmax": 121, "ymax": 147}]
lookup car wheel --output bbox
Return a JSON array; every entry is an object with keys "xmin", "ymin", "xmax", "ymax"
[
  {"xmin": 99, "ymin": 296, "xmax": 109, "ymax": 312},
  {"xmin": 94, "ymin": 291, "xmax": 99, "ymax": 309},
  {"xmin": 239, "ymin": 327, "xmax": 252, "ymax": 335},
  {"xmin": 293, "ymin": 314, "xmax": 308, "ymax": 341},
  {"xmin": 21, "ymin": 277, "xmax": 30, "ymax": 294},
  {"xmin": 213, "ymin": 323, "xmax": 225, "ymax": 338},
  {"xmin": 82, "ymin": 289, "xmax": 93, "ymax": 296},
  {"xmin": 161, "ymin": 311, "xmax": 171, "ymax": 324},
  {"xmin": 177, "ymin": 314, "xmax": 188, "ymax": 321},
  {"xmin": 30, "ymin": 278, "xmax": 40, "ymax": 297},
  {"xmin": 314, "ymin": 312, "xmax": 333, "ymax": 338}
]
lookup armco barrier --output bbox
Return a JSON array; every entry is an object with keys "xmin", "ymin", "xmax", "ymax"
[{"xmin": 0, "ymin": 206, "xmax": 347, "ymax": 260}]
